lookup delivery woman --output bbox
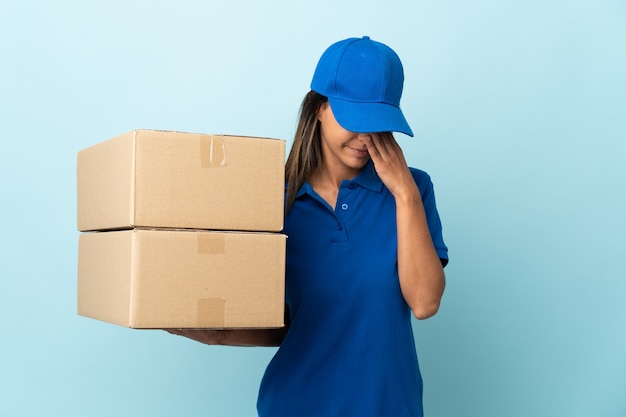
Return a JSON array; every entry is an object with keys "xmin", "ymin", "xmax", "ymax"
[{"xmin": 168, "ymin": 36, "xmax": 448, "ymax": 417}]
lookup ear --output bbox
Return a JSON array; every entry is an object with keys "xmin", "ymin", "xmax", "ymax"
[{"xmin": 317, "ymin": 101, "xmax": 330, "ymax": 122}]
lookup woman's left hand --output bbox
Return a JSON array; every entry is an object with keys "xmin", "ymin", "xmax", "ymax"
[{"xmin": 364, "ymin": 133, "xmax": 418, "ymax": 200}]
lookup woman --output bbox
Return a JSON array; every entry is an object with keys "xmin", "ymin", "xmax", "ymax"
[{"xmin": 170, "ymin": 36, "xmax": 448, "ymax": 417}]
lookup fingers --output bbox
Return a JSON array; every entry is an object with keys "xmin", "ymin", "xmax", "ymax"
[
  {"xmin": 365, "ymin": 133, "xmax": 388, "ymax": 159},
  {"xmin": 365, "ymin": 133, "xmax": 402, "ymax": 164},
  {"xmin": 364, "ymin": 134, "xmax": 380, "ymax": 160}
]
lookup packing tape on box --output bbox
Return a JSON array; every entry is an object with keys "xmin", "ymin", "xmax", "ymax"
[
  {"xmin": 197, "ymin": 233, "xmax": 226, "ymax": 254},
  {"xmin": 201, "ymin": 135, "xmax": 228, "ymax": 168},
  {"xmin": 197, "ymin": 298, "xmax": 226, "ymax": 327}
]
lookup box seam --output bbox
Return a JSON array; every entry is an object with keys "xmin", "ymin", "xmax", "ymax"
[
  {"xmin": 128, "ymin": 230, "xmax": 137, "ymax": 327},
  {"xmin": 131, "ymin": 130, "xmax": 138, "ymax": 228}
]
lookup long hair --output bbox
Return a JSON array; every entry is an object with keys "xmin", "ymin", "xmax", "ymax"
[{"xmin": 285, "ymin": 91, "xmax": 328, "ymax": 212}]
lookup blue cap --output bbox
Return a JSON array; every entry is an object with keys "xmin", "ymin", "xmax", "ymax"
[{"xmin": 311, "ymin": 36, "xmax": 414, "ymax": 137}]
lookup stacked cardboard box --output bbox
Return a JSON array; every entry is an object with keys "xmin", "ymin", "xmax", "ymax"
[{"xmin": 77, "ymin": 130, "xmax": 286, "ymax": 329}]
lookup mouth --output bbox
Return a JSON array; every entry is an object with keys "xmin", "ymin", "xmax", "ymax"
[{"xmin": 348, "ymin": 147, "xmax": 369, "ymax": 158}]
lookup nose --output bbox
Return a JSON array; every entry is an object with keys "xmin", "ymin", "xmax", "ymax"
[{"xmin": 357, "ymin": 133, "xmax": 373, "ymax": 142}]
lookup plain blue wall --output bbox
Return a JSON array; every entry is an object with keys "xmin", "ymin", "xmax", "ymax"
[{"xmin": 1, "ymin": 1, "xmax": 624, "ymax": 416}]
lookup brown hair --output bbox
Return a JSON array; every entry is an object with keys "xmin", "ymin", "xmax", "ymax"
[{"xmin": 285, "ymin": 91, "xmax": 328, "ymax": 212}]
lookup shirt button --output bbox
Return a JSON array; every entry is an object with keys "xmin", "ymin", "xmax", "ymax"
[
  {"xmin": 348, "ymin": 183, "xmax": 356, "ymax": 190},
  {"xmin": 341, "ymin": 203, "xmax": 349, "ymax": 211}
]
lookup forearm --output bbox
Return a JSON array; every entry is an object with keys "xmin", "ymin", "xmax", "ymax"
[{"xmin": 395, "ymin": 185, "xmax": 446, "ymax": 320}]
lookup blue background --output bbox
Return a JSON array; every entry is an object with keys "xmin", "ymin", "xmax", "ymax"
[{"xmin": 1, "ymin": 1, "xmax": 624, "ymax": 416}]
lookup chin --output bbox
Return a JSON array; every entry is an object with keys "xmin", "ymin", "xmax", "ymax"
[{"xmin": 348, "ymin": 158, "xmax": 370, "ymax": 170}]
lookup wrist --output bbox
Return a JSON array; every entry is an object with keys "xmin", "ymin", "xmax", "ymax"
[{"xmin": 391, "ymin": 181, "xmax": 421, "ymax": 204}]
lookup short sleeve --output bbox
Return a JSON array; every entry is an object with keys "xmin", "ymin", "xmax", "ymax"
[{"xmin": 410, "ymin": 168, "xmax": 449, "ymax": 267}]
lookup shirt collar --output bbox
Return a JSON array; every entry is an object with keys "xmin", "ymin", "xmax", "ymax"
[
  {"xmin": 295, "ymin": 160, "xmax": 383, "ymax": 198},
  {"xmin": 352, "ymin": 160, "xmax": 384, "ymax": 192}
]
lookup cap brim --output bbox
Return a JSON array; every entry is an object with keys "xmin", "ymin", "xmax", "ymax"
[{"xmin": 328, "ymin": 97, "xmax": 414, "ymax": 137}]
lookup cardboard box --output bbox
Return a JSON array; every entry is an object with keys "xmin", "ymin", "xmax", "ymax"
[
  {"xmin": 77, "ymin": 229, "xmax": 286, "ymax": 329},
  {"xmin": 77, "ymin": 130, "xmax": 285, "ymax": 232}
]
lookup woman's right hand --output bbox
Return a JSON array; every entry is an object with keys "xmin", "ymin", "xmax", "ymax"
[
  {"xmin": 164, "ymin": 329, "xmax": 227, "ymax": 345},
  {"xmin": 164, "ymin": 327, "xmax": 287, "ymax": 347}
]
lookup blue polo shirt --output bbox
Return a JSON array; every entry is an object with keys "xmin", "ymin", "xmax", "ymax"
[{"xmin": 257, "ymin": 161, "xmax": 448, "ymax": 417}]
